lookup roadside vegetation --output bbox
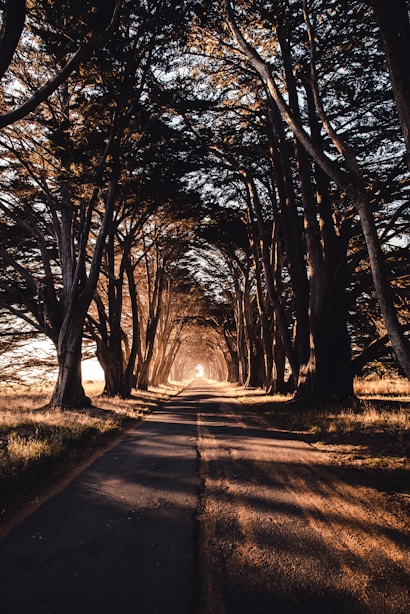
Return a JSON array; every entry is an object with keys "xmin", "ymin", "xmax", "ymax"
[
  {"xmin": 223, "ymin": 377, "xmax": 410, "ymax": 501},
  {"xmin": 0, "ymin": 381, "xmax": 184, "ymax": 530}
]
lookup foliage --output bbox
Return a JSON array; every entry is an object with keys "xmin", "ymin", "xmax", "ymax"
[{"xmin": 0, "ymin": 0, "xmax": 409, "ymax": 402}]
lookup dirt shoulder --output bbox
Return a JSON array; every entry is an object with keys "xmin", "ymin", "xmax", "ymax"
[
  {"xmin": 197, "ymin": 382, "xmax": 410, "ymax": 613},
  {"xmin": 216, "ymin": 383, "xmax": 410, "ymax": 524}
]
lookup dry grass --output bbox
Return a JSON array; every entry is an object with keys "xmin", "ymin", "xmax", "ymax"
[
  {"xmin": 219, "ymin": 376, "xmax": 410, "ymax": 402},
  {"xmin": 0, "ymin": 407, "xmax": 121, "ymax": 480},
  {"xmin": 354, "ymin": 376, "xmax": 410, "ymax": 398},
  {"xmin": 0, "ymin": 380, "xmax": 185, "ymax": 532},
  {"xmin": 0, "ymin": 381, "xmax": 183, "ymax": 484},
  {"xmin": 327, "ymin": 404, "xmax": 409, "ymax": 433},
  {"xmin": 222, "ymin": 378, "xmax": 410, "ymax": 498}
]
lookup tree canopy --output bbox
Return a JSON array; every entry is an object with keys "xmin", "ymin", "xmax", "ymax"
[{"xmin": 0, "ymin": 0, "xmax": 408, "ymax": 406}]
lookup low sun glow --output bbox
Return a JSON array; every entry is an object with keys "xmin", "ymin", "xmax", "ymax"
[
  {"xmin": 82, "ymin": 357, "xmax": 104, "ymax": 381},
  {"xmin": 195, "ymin": 364, "xmax": 205, "ymax": 378}
]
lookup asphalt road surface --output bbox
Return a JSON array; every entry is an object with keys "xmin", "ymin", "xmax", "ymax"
[{"xmin": 0, "ymin": 382, "xmax": 409, "ymax": 613}]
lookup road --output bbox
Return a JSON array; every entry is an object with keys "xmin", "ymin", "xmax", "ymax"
[{"xmin": 0, "ymin": 382, "xmax": 409, "ymax": 613}]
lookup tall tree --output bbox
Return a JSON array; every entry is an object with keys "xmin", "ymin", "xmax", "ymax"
[
  {"xmin": 361, "ymin": 0, "xmax": 410, "ymax": 169},
  {"xmin": 222, "ymin": 0, "xmax": 410, "ymax": 382},
  {"xmin": 0, "ymin": 1, "xmax": 190, "ymax": 406}
]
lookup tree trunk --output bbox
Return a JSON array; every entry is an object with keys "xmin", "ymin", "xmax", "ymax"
[
  {"xmin": 297, "ymin": 277, "xmax": 353, "ymax": 401},
  {"xmin": 246, "ymin": 184, "xmax": 277, "ymax": 391},
  {"xmin": 153, "ymin": 336, "xmax": 182, "ymax": 386},
  {"xmin": 137, "ymin": 357, "xmax": 152, "ymax": 392},
  {"xmin": 222, "ymin": 326, "xmax": 240, "ymax": 383},
  {"xmin": 136, "ymin": 307, "xmax": 163, "ymax": 390},
  {"xmin": 137, "ymin": 307, "xmax": 162, "ymax": 391},
  {"xmin": 370, "ymin": 0, "xmax": 410, "ymax": 169},
  {"xmin": 266, "ymin": 97, "xmax": 310, "ymax": 375},
  {"xmin": 223, "ymin": 0, "xmax": 410, "ymax": 381},
  {"xmin": 272, "ymin": 322, "xmax": 288, "ymax": 394},
  {"xmin": 50, "ymin": 324, "xmax": 90, "ymax": 408},
  {"xmin": 286, "ymin": 49, "xmax": 354, "ymax": 401},
  {"xmin": 97, "ymin": 335, "xmax": 130, "ymax": 398},
  {"xmin": 231, "ymin": 281, "xmax": 247, "ymax": 385},
  {"xmin": 242, "ymin": 170, "xmax": 299, "ymax": 387},
  {"xmin": 355, "ymin": 194, "xmax": 410, "ymax": 378},
  {"xmin": 124, "ymin": 255, "xmax": 142, "ymax": 392},
  {"xmin": 0, "ymin": 0, "xmax": 26, "ymax": 82},
  {"xmin": 241, "ymin": 275, "xmax": 259, "ymax": 388}
]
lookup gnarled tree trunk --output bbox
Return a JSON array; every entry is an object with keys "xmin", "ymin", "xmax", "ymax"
[
  {"xmin": 368, "ymin": 0, "xmax": 410, "ymax": 169},
  {"xmin": 50, "ymin": 322, "xmax": 90, "ymax": 408},
  {"xmin": 223, "ymin": 0, "xmax": 410, "ymax": 381}
]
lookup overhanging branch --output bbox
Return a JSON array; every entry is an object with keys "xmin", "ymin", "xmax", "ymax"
[{"xmin": 0, "ymin": 0, "xmax": 121, "ymax": 129}]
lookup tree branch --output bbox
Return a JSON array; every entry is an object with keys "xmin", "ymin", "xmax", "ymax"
[
  {"xmin": 352, "ymin": 324, "xmax": 410, "ymax": 375},
  {"xmin": 222, "ymin": 0, "xmax": 348, "ymax": 191},
  {"xmin": 0, "ymin": 0, "xmax": 122, "ymax": 129}
]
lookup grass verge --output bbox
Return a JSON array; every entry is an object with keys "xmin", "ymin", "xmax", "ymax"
[
  {"xmin": 0, "ymin": 381, "xmax": 184, "ymax": 534},
  {"xmin": 221, "ymin": 381, "xmax": 410, "ymax": 509}
]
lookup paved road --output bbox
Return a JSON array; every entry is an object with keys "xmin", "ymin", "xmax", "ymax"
[
  {"xmin": 0, "ymin": 382, "xmax": 409, "ymax": 613},
  {"xmin": 0, "ymin": 387, "xmax": 200, "ymax": 613}
]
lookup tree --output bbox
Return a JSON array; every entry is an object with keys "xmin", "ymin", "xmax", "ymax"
[
  {"xmin": 1, "ymin": 0, "xmax": 408, "ymax": 397},
  {"xmin": 221, "ymin": 0, "xmax": 410, "ymax": 384},
  {"xmin": 0, "ymin": 1, "xmax": 187, "ymax": 406},
  {"xmin": 0, "ymin": 0, "xmax": 121, "ymax": 128},
  {"xmin": 166, "ymin": 0, "xmax": 409, "ymax": 399},
  {"xmin": 86, "ymin": 206, "xmax": 147, "ymax": 398},
  {"xmin": 361, "ymin": 0, "xmax": 410, "ymax": 170},
  {"xmin": 0, "ymin": 0, "xmax": 26, "ymax": 82}
]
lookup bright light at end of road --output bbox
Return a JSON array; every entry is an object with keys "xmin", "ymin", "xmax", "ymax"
[{"xmin": 195, "ymin": 364, "xmax": 205, "ymax": 378}]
